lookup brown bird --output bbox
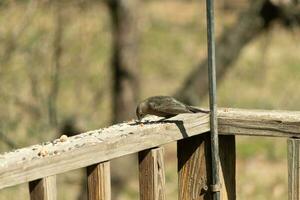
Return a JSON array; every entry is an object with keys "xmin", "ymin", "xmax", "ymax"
[{"xmin": 136, "ymin": 96, "xmax": 209, "ymax": 120}]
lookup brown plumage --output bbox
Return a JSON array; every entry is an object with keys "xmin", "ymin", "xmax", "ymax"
[{"xmin": 136, "ymin": 96, "xmax": 209, "ymax": 120}]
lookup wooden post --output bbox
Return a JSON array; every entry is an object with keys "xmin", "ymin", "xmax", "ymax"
[
  {"xmin": 219, "ymin": 135, "xmax": 236, "ymax": 200},
  {"xmin": 177, "ymin": 133, "xmax": 212, "ymax": 200},
  {"xmin": 288, "ymin": 138, "xmax": 300, "ymax": 200},
  {"xmin": 87, "ymin": 161, "xmax": 111, "ymax": 200},
  {"xmin": 177, "ymin": 133, "xmax": 236, "ymax": 200},
  {"xmin": 29, "ymin": 175, "xmax": 57, "ymax": 200},
  {"xmin": 139, "ymin": 147, "xmax": 166, "ymax": 200}
]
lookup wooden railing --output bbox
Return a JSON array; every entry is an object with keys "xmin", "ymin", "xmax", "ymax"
[{"xmin": 1, "ymin": 108, "xmax": 300, "ymax": 200}]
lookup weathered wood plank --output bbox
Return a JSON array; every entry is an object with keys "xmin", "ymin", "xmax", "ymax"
[
  {"xmin": 288, "ymin": 138, "xmax": 300, "ymax": 200},
  {"xmin": 139, "ymin": 147, "xmax": 166, "ymax": 200},
  {"xmin": 219, "ymin": 135, "xmax": 236, "ymax": 200},
  {"xmin": 177, "ymin": 133, "xmax": 212, "ymax": 200},
  {"xmin": 87, "ymin": 161, "xmax": 111, "ymax": 200},
  {"xmin": 177, "ymin": 133, "xmax": 236, "ymax": 200},
  {"xmin": 0, "ymin": 113, "xmax": 209, "ymax": 189},
  {"xmin": 218, "ymin": 108, "xmax": 300, "ymax": 137},
  {"xmin": 0, "ymin": 108, "xmax": 300, "ymax": 189},
  {"xmin": 29, "ymin": 176, "xmax": 56, "ymax": 200}
]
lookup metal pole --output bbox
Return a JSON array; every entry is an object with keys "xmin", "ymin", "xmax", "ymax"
[{"xmin": 205, "ymin": 0, "xmax": 221, "ymax": 199}]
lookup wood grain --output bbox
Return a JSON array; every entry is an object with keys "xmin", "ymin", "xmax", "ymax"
[
  {"xmin": 219, "ymin": 135, "xmax": 236, "ymax": 200},
  {"xmin": 139, "ymin": 147, "xmax": 166, "ymax": 200},
  {"xmin": 218, "ymin": 108, "xmax": 300, "ymax": 137},
  {"xmin": 0, "ymin": 108, "xmax": 300, "ymax": 189},
  {"xmin": 288, "ymin": 138, "xmax": 300, "ymax": 200},
  {"xmin": 29, "ymin": 176, "xmax": 56, "ymax": 200},
  {"xmin": 177, "ymin": 133, "xmax": 212, "ymax": 200},
  {"xmin": 87, "ymin": 161, "xmax": 111, "ymax": 200},
  {"xmin": 177, "ymin": 134, "xmax": 236, "ymax": 200},
  {"xmin": 0, "ymin": 113, "xmax": 209, "ymax": 189}
]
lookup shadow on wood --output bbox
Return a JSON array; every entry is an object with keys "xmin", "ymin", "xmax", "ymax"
[{"xmin": 177, "ymin": 133, "xmax": 236, "ymax": 200}]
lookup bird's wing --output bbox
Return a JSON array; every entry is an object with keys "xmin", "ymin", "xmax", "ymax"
[
  {"xmin": 186, "ymin": 105, "xmax": 210, "ymax": 113},
  {"xmin": 148, "ymin": 97, "xmax": 192, "ymax": 115}
]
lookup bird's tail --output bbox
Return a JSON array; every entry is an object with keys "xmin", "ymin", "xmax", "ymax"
[{"xmin": 186, "ymin": 105, "xmax": 210, "ymax": 113}]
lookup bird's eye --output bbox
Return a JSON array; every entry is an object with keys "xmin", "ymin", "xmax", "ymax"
[{"xmin": 139, "ymin": 114, "xmax": 145, "ymax": 120}]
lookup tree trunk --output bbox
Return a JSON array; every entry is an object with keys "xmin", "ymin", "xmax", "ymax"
[
  {"xmin": 175, "ymin": 0, "xmax": 283, "ymax": 105},
  {"xmin": 106, "ymin": 1, "xmax": 140, "ymax": 199},
  {"xmin": 107, "ymin": 0, "xmax": 140, "ymax": 124},
  {"xmin": 48, "ymin": 0, "xmax": 63, "ymax": 128}
]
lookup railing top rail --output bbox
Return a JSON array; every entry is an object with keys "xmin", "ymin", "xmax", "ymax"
[{"xmin": 0, "ymin": 108, "xmax": 300, "ymax": 189}]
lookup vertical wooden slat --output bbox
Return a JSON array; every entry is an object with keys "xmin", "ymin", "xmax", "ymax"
[
  {"xmin": 87, "ymin": 161, "xmax": 111, "ymax": 200},
  {"xmin": 139, "ymin": 147, "xmax": 166, "ymax": 200},
  {"xmin": 219, "ymin": 135, "xmax": 236, "ymax": 200},
  {"xmin": 177, "ymin": 133, "xmax": 236, "ymax": 200},
  {"xmin": 29, "ymin": 175, "xmax": 57, "ymax": 200},
  {"xmin": 288, "ymin": 138, "xmax": 300, "ymax": 200},
  {"xmin": 178, "ymin": 133, "xmax": 212, "ymax": 200}
]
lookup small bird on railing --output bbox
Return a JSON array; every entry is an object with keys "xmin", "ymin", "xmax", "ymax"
[{"xmin": 136, "ymin": 96, "xmax": 209, "ymax": 121}]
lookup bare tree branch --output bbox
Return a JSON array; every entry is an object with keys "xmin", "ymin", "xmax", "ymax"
[
  {"xmin": 175, "ymin": 0, "xmax": 300, "ymax": 105},
  {"xmin": 106, "ymin": 0, "xmax": 140, "ymax": 124},
  {"xmin": 48, "ymin": 0, "xmax": 63, "ymax": 128}
]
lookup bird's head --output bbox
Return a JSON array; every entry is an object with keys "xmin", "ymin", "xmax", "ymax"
[{"xmin": 136, "ymin": 102, "xmax": 147, "ymax": 121}]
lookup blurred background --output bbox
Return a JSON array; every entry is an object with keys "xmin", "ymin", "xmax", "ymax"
[{"xmin": 0, "ymin": 0, "xmax": 299, "ymax": 199}]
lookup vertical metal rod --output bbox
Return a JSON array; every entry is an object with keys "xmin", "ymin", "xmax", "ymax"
[{"xmin": 205, "ymin": 0, "xmax": 220, "ymax": 199}]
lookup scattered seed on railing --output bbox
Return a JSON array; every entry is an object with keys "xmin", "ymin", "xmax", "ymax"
[
  {"xmin": 52, "ymin": 139, "xmax": 60, "ymax": 144},
  {"xmin": 59, "ymin": 135, "xmax": 68, "ymax": 142},
  {"xmin": 42, "ymin": 142, "xmax": 51, "ymax": 145},
  {"xmin": 38, "ymin": 148, "xmax": 48, "ymax": 157}
]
